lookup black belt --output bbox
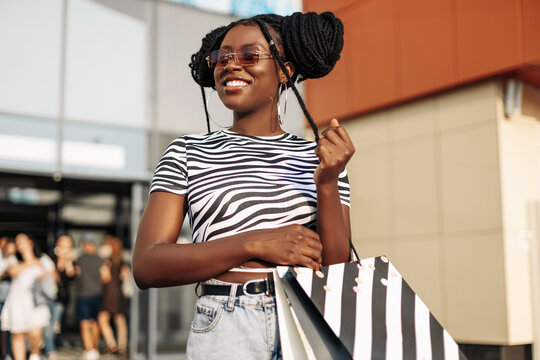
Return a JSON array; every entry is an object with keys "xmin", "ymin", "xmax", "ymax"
[{"xmin": 201, "ymin": 276, "xmax": 275, "ymax": 297}]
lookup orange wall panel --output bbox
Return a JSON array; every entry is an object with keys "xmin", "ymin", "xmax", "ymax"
[
  {"xmin": 397, "ymin": 0, "xmax": 456, "ymax": 97},
  {"xmin": 304, "ymin": 0, "xmax": 540, "ymax": 123},
  {"xmin": 347, "ymin": 0, "xmax": 398, "ymax": 117},
  {"xmin": 305, "ymin": 29, "xmax": 351, "ymax": 121},
  {"xmin": 455, "ymin": 0, "xmax": 522, "ymax": 79},
  {"xmin": 522, "ymin": 0, "xmax": 540, "ymax": 62}
]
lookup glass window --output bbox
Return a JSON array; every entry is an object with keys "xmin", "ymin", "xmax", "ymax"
[
  {"xmin": 0, "ymin": 0, "xmax": 63, "ymax": 116},
  {"xmin": 64, "ymin": 0, "xmax": 151, "ymax": 127},
  {"xmin": 168, "ymin": 0, "xmax": 301, "ymax": 17},
  {"xmin": 62, "ymin": 122, "xmax": 148, "ymax": 178},
  {"xmin": 0, "ymin": 114, "xmax": 58, "ymax": 172}
]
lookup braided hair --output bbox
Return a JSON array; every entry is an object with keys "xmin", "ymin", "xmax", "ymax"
[{"xmin": 189, "ymin": 12, "xmax": 344, "ymax": 141}]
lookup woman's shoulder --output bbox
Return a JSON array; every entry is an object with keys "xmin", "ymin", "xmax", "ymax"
[{"xmin": 167, "ymin": 130, "xmax": 227, "ymax": 147}]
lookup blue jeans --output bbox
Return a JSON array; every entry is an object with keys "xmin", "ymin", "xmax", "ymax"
[
  {"xmin": 44, "ymin": 301, "xmax": 65, "ymax": 354},
  {"xmin": 186, "ymin": 279, "xmax": 281, "ymax": 360}
]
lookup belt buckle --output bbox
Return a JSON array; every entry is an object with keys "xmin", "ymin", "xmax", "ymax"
[{"xmin": 243, "ymin": 278, "xmax": 268, "ymax": 297}]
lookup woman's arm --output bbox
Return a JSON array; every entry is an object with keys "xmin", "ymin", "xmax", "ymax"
[
  {"xmin": 8, "ymin": 258, "xmax": 40, "ymax": 277},
  {"xmin": 100, "ymin": 261, "xmax": 112, "ymax": 284},
  {"xmin": 314, "ymin": 119, "xmax": 355, "ymax": 265},
  {"xmin": 133, "ymin": 192, "xmax": 323, "ymax": 289}
]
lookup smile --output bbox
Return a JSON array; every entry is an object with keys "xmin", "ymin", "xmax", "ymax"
[{"xmin": 225, "ymin": 80, "xmax": 249, "ymax": 88}]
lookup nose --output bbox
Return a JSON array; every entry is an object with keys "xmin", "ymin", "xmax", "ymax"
[{"xmin": 223, "ymin": 54, "xmax": 242, "ymax": 71}]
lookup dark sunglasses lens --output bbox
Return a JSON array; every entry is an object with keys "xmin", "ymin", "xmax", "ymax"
[
  {"xmin": 237, "ymin": 49, "xmax": 259, "ymax": 65},
  {"xmin": 208, "ymin": 50, "xmax": 222, "ymax": 68},
  {"xmin": 208, "ymin": 47, "xmax": 261, "ymax": 68}
]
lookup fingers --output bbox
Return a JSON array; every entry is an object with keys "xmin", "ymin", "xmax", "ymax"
[
  {"xmin": 316, "ymin": 118, "xmax": 355, "ymax": 170},
  {"xmin": 298, "ymin": 255, "xmax": 322, "ymax": 270},
  {"xmin": 300, "ymin": 244, "xmax": 322, "ymax": 265},
  {"xmin": 321, "ymin": 119, "xmax": 353, "ymax": 149}
]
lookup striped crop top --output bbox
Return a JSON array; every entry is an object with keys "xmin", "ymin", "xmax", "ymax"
[{"xmin": 150, "ymin": 129, "xmax": 350, "ymax": 243}]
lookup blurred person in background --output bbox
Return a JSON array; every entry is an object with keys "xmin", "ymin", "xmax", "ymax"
[
  {"xmin": 0, "ymin": 233, "xmax": 51, "ymax": 360},
  {"xmin": 44, "ymin": 235, "xmax": 77, "ymax": 360},
  {"xmin": 97, "ymin": 236, "xmax": 130, "ymax": 358},
  {"xmin": 75, "ymin": 233, "xmax": 104, "ymax": 360},
  {"xmin": 0, "ymin": 236, "xmax": 15, "ymax": 360}
]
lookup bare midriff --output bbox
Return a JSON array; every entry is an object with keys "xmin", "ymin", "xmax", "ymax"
[{"xmin": 213, "ymin": 259, "xmax": 276, "ymax": 284}]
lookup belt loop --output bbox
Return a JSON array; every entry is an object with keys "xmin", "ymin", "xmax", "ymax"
[{"xmin": 226, "ymin": 283, "xmax": 238, "ymax": 311}]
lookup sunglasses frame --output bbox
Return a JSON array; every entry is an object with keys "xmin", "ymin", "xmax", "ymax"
[{"xmin": 206, "ymin": 46, "xmax": 273, "ymax": 69}]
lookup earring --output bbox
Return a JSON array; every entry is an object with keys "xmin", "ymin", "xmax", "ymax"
[{"xmin": 277, "ymin": 83, "xmax": 287, "ymax": 126}]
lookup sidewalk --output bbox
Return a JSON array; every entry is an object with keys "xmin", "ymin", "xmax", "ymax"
[
  {"xmin": 53, "ymin": 332, "xmax": 135, "ymax": 360},
  {"xmin": 56, "ymin": 347, "xmax": 130, "ymax": 360}
]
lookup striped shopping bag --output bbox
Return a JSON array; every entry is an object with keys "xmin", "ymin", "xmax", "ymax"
[{"xmin": 276, "ymin": 256, "xmax": 467, "ymax": 360}]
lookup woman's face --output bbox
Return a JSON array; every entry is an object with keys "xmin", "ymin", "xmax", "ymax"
[
  {"xmin": 214, "ymin": 24, "xmax": 281, "ymax": 114},
  {"xmin": 55, "ymin": 235, "xmax": 74, "ymax": 258},
  {"xmin": 15, "ymin": 233, "xmax": 32, "ymax": 254}
]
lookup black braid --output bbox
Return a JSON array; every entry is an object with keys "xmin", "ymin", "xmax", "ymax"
[
  {"xmin": 254, "ymin": 19, "xmax": 320, "ymax": 142},
  {"xmin": 188, "ymin": 12, "xmax": 344, "ymax": 140},
  {"xmin": 200, "ymin": 86, "xmax": 211, "ymax": 133}
]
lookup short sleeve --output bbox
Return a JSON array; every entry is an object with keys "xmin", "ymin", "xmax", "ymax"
[
  {"xmin": 40, "ymin": 254, "xmax": 56, "ymax": 272},
  {"xmin": 338, "ymin": 169, "xmax": 351, "ymax": 207},
  {"xmin": 150, "ymin": 137, "xmax": 188, "ymax": 196}
]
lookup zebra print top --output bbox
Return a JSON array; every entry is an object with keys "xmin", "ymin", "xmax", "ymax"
[{"xmin": 150, "ymin": 129, "xmax": 350, "ymax": 243}]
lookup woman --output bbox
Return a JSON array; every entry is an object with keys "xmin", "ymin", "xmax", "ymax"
[
  {"xmin": 0, "ymin": 233, "xmax": 51, "ymax": 360},
  {"xmin": 133, "ymin": 11, "xmax": 354, "ymax": 359},
  {"xmin": 45, "ymin": 234, "xmax": 77, "ymax": 360},
  {"xmin": 98, "ymin": 235, "xmax": 130, "ymax": 357}
]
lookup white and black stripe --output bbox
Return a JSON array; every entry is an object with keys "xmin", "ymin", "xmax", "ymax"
[
  {"xmin": 150, "ymin": 130, "xmax": 351, "ymax": 243},
  {"xmin": 280, "ymin": 257, "xmax": 466, "ymax": 360}
]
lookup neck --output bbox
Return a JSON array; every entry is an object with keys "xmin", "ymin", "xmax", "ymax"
[
  {"xmin": 229, "ymin": 93, "xmax": 284, "ymax": 136},
  {"xmin": 22, "ymin": 251, "xmax": 36, "ymax": 262}
]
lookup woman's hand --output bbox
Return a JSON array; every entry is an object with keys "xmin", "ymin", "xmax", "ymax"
[
  {"xmin": 314, "ymin": 118, "xmax": 355, "ymax": 187},
  {"xmin": 250, "ymin": 224, "xmax": 322, "ymax": 270}
]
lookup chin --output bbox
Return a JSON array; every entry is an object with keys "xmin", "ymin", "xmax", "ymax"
[{"xmin": 222, "ymin": 100, "xmax": 251, "ymax": 113}]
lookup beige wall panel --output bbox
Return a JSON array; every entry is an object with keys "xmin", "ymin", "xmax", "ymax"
[
  {"xmin": 343, "ymin": 111, "xmax": 389, "ymax": 152},
  {"xmin": 439, "ymin": 122, "xmax": 502, "ymax": 233},
  {"xmin": 443, "ymin": 233, "xmax": 507, "ymax": 343},
  {"xmin": 498, "ymin": 117, "xmax": 538, "ymax": 229},
  {"xmin": 347, "ymin": 148, "xmax": 394, "ymax": 240},
  {"xmin": 392, "ymin": 137, "xmax": 439, "ymax": 237},
  {"xmin": 389, "ymin": 97, "xmax": 436, "ymax": 142},
  {"xmin": 497, "ymin": 107, "xmax": 538, "ymax": 344},
  {"xmin": 394, "ymin": 238, "xmax": 445, "ymax": 327},
  {"xmin": 436, "ymin": 81, "xmax": 497, "ymax": 132},
  {"xmin": 354, "ymin": 238, "xmax": 396, "ymax": 262},
  {"xmin": 503, "ymin": 228, "xmax": 533, "ymax": 344}
]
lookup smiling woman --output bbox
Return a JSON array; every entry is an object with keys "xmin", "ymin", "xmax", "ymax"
[{"xmin": 133, "ymin": 11, "xmax": 354, "ymax": 360}]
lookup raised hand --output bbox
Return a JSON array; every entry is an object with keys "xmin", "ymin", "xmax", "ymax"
[{"xmin": 314, "ymin": 118, "xmax": 355, "ymax": 186}]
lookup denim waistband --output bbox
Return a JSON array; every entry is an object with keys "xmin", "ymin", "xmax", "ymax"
[{"xmin": 200, "ymin": 278, "xmax": 275, "ymax": 308}]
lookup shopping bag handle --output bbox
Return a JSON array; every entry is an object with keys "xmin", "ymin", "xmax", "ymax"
[{"xmin": 349, "ymin": 237, "xmax": 360, "ymax": 263}]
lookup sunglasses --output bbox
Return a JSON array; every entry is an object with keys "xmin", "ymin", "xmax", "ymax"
[{"xmin": 206, "ymin": 46, "xmax": 273, "ymax": 68}]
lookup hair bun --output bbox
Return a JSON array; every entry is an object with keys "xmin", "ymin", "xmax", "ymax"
[{"xmin": 282, "ymin": 11, "xmax": 344, "ymax": 81}]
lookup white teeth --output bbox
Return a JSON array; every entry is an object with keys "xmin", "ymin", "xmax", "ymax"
[{"xmin": 226, "ymin": 80, "xmax": 248, "ymax": 87}]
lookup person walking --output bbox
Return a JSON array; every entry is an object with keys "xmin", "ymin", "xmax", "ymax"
[
  {"xmin": 98, "ymin": 236, "xmax": 130, "ymax": 357},
  {"xmin": 75, "ymin": 233, "xmax": 104, "ymax": 360},
  {"xmin": 0, "ymin": 233, "xmax": 51, "ymax": 360},
  {"xmin": 0, "ymin": 236, "xmax": 15, "ymax": 360},
  {"xmin": 44, "ymin": 235, "xmax": 76, "ymax": 360}
]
